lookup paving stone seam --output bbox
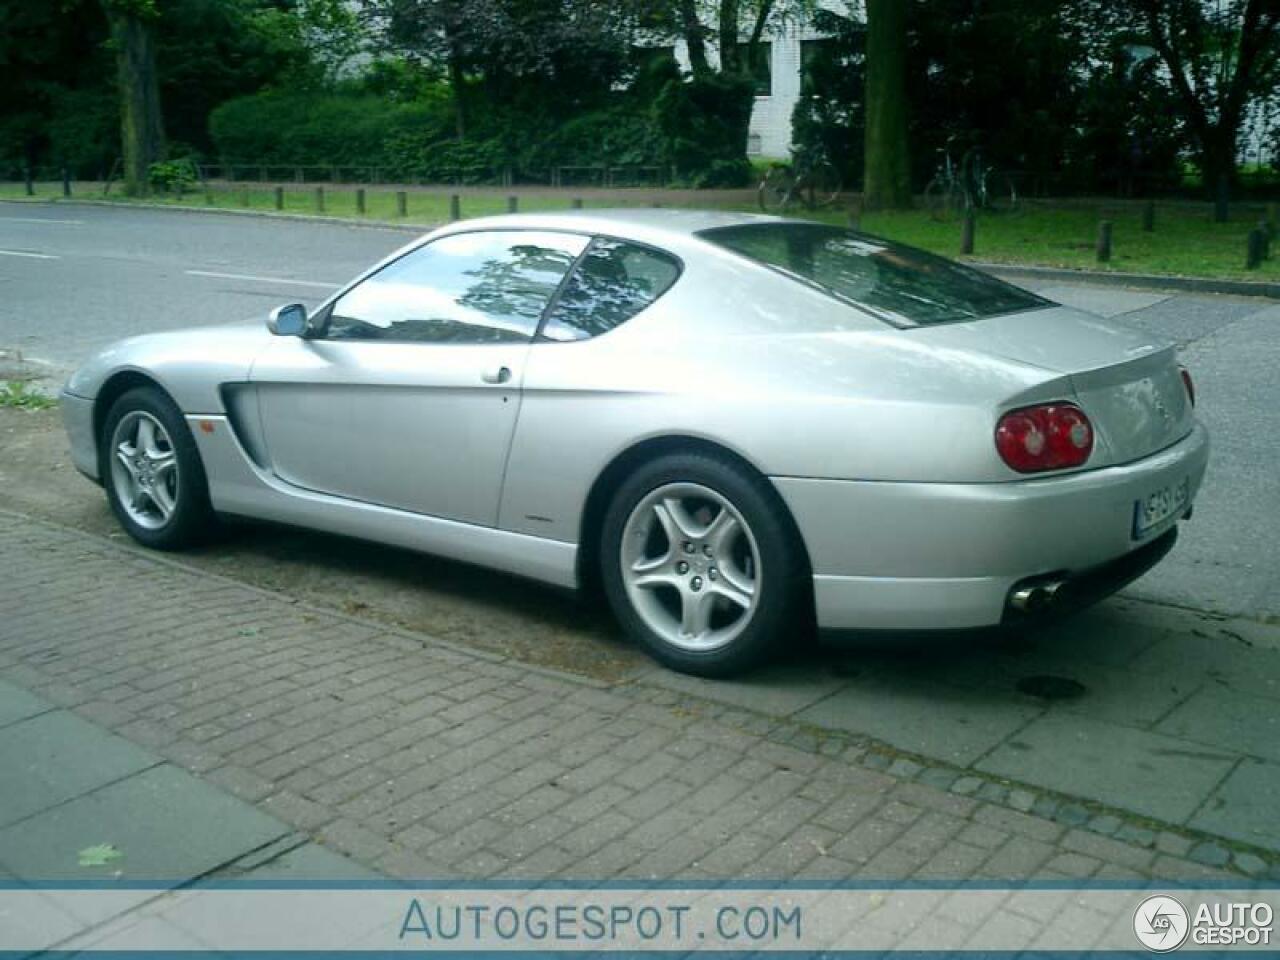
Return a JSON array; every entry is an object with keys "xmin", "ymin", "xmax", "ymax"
[{"xmin": 1, "ymin": 508, "xmax": 1275, "ymax": 877}]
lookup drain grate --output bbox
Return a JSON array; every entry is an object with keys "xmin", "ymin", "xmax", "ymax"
[{"xmin": 1016, "ymin": 674, "xmax": 1086, "ymax": 701}]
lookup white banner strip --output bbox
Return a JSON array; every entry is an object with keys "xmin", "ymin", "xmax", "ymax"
[{"xmin": 0, "ymin": 887, "xmax": 1275, "ymax": 953}]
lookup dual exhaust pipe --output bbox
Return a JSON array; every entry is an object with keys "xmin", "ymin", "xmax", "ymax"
[{"xmin": 1008, "ymin": 578, "xmax": 1067, "ymax": 614}]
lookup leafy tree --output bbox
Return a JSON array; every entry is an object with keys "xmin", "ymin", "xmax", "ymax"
[
  {"xmin": 863, "ymin": 0, "xmax": 910, "ymax": 208},
  {"xmin": 1110, "ymin": 0, "xmax": 1280, "ymax": 220},
  {"xmin": 0, "ymin": 0, "xmax": 111, "ymax": 174}
]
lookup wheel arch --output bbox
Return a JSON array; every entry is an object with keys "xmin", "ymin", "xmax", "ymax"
[
  {"xmin": 575, "ymin": 434, "xmax": 814, "ymax": 597},
  {"xmin": 93, "ymin": 370, "xmax": 174, "ymax": 446}
]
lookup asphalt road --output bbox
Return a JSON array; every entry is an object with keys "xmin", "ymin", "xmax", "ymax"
[
  {"xmin": 0, "ymin": 204, "xmax": 409, "ymax": 378},
  {"xmin": 1, "ymin": 200, "xmax": 1276, "ymax": 624}
]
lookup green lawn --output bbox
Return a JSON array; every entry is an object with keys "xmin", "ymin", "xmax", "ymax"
[{"xmin": 4, "ymin": 181, "xmax": 1276, "ymax": 281}]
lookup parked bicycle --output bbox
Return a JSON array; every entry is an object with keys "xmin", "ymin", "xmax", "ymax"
[
  {"xmin": 924, "ymin": 138, "xmax": 1017, "ymax": 220},
  {"xmin": 758, "ymin": 149, "xmax": 842, "ymax": 213}
]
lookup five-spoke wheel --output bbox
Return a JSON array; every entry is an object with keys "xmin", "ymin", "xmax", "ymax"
[
  {"xmin": 601, "ymin": 451, "xmax": 806, "ymax": 676},
  {"xmin": 109, "ymin": 411, "xmax": 180, "ymax": 530},
  {"xmin": 621, "ymin": 482, "xmax": 761, "ymax": 653},
  {"xmin": 100, "ymin": 386, "xmax": 214, "ymax": 549}
]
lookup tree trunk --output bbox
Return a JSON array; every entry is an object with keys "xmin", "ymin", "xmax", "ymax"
[
  {"xmin": 863, "ymin": 0, "xmax": 912, "ymax": 210},
  {"xmin": 106, "ymin": 6, "xmax": 165, "ymax": 197},
  {"xmin": 678, "ymin": 0, "xmax": 711, "ymax": 77},
  {"xmin": 718, "ymin": 0, "xmax": 741, "ymax": 73},
  {"xmin": 446, "ymin": 44, "xmax": 468, "ymax": 140},
  {"xmin": 1202, "ymin": 127, "xmax": 1237, "ymax": 223}
]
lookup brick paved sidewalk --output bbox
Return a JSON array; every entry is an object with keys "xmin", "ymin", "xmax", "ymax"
[{"xmin": 0, "ymin": 510, "xmax": 1262, "ymax": 884}]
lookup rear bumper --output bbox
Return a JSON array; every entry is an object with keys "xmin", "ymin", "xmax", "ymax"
[
  {"xmin": 60, "ymin": 389, "xmax": 100, "ymax": 483},
  {"xmin": 774, "ymin": 422, "xmax": 1208, "ymax": 631}
]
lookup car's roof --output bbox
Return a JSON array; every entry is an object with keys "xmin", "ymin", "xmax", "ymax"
[{"xmin": 430, "ymin": 208, "xmax": 785, "ymax": 248}]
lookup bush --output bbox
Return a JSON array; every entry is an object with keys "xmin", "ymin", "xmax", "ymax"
[
  {"xmin": 148, "ymin": 158, "xmax": 199, "ymax": 193},
  {"xmin": 652, "ymin": 72, "xmax": 755, "ymax": 187},
  {"xmin": 208, "ymin": 91, "xmax": 452, "ymax": 170}
]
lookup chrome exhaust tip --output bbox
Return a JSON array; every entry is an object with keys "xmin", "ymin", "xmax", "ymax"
[{"xmin": 1009, "ymin": 579, "xmax": 1068, "ymax": 613}]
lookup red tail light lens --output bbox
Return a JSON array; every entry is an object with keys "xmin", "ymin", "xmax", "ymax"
[
  {"xmin": 995, "ymin": 403, "xmax": 1094, "ymax": 473},
  {"xmin": 1180, "ymin": 366, "xmax": 1195, "ymax": 407}
]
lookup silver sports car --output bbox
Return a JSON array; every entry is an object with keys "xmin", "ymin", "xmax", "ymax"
[{"xmin": 61, "ymin": 210, "xmax": 1208, "ymax": 676}]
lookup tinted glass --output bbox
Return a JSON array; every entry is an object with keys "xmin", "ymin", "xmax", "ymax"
[
  {"xmin": 701, "ymin": 223, "xmax": 1047, "ymax": 326},
  {"xmin": 326, "ymin": 230, "xmax": 588, "ymax": 344},
  {"xmin": 541, "ymin": 238, "xmax": 680, "ymax": 342}
]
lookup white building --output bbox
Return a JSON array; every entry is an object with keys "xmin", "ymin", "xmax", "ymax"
[{"xmin": 662, "ymin": 10, "xmax": 850, "ymax": 159}]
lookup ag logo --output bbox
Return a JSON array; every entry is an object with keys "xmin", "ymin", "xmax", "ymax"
[{"xmin": 1134, "ymin": 895, "xmax": 1190, "ymax": 952}]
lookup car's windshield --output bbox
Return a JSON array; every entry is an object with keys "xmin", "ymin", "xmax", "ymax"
[{"xmin": 699, "ymin": 223, "xmax": 1049, "ymax": 327}]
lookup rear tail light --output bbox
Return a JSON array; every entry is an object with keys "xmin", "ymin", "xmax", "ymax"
[
  {"xmin": 995, "ymin": 403, "xmax": 1094, "ymax": 473},
  {"xmin": 1180, "ymin": 366, "xmax": 1195, "ymax": 407}
]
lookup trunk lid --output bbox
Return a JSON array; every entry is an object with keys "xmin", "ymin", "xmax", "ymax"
[{"xmin": 915, "ymin": 305, "xmax": 1194, "ymax": 466}]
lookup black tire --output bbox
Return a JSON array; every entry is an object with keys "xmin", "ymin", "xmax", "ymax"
[
  {"xmin": 599, "ymin": 451, "xmax": 808, "ymax": 677},
  {"xmin": 925, "ymin": 177, "xmax": 962, "ymax": 221},
  {"xmin": 758, "ymin": 166, "xmax": 796, "ymax": 213},
  {"xmin": 100, "ymin": 386, "xmax": 215, "ymax": 550},
  {"xmin": 806, "ymin": 160, "xmax": 842, "ymax": 209}
]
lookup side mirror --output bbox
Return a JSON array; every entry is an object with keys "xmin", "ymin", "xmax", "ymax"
[{"xmin": 267, "ymin": 303, "xmax": 308, "ymax": 337}]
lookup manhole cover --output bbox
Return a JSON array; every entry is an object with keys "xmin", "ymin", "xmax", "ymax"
[{"xmin": 1016, "ymin": 675, "xmax": 1086, "ymax": 700}]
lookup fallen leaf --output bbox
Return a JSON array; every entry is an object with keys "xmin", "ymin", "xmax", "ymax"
[{"xmin": 78, "ymin": 844, "xmax": 122, "ymax": 867}]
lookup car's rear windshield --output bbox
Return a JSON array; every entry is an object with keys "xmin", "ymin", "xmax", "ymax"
[{"xmin": 699, "ymin": 223, "xmax": 1048, "ymax": 327}]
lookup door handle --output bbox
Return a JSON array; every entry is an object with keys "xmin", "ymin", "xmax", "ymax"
[{"xmin": 481, "ymin": 365, "xmax": 512, "ymax": 385}]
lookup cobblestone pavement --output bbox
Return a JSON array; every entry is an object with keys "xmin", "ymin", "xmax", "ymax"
[{"xmin": 1, "ymin": 510, "xmax": 1271, "ymax": 885}]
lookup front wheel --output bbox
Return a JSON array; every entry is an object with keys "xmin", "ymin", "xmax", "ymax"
[
  {"xmin": 101, "ymin": 386, "xmax": 215, "ymax": 550},
  {"xmin": 600, "ymin": 452, "xmax": 807, "ymax": 676}
]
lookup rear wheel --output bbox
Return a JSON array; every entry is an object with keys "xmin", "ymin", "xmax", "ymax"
[
  {"xmin": 805, "ymin": 160, "xmax": 842, "ymax": 209},
  {"xmin": 925, "ymin": 177, "xmax": 964, "ymax": 221},
  {"xmin": 101, "ymin": 386, "xmax": 214, "ymax": 550},
  {"xmin": 758, "ymin": 165, "xmax": 797, "ymax": 213},
  {"xmin": 600, "ymin": 452, "xmax": 806, "ymax": 676}
]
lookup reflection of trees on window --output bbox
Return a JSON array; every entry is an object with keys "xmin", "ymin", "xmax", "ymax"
[
  {"xmin": 458, "ymin": 244, "xmax": 580, "ymax": 327},
  {"xmin": 326, "ymin": 231, "xmax": 585, "ymax": 344},
  {"xmin": 542, "ymin": 239, "xmax": 680, "ymax": 342}
]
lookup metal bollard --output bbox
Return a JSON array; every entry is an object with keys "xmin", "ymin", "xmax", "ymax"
[
  {"xmin": 847, "ymin": 198, "xmax": 863, "ymax": 231},
  {"xmin": 961, "ymin": 209, "xmax": 976, "ymax": 255},
  {"xmin": 396, "ymin": 191, "xmax": 407, "ymax": 217},
  {"xmin": 449, "ymin": 194, "xmax": 461, "ymax": 221},
  {"xmin": 1246, "ymin": 228, "xmax": 1265, "ymax": 269},
  {"xmin": 1096, "ymin": 220, "xmax": 1113, "ymax": 263}
]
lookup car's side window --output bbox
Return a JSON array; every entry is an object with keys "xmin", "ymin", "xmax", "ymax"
[
  {"xmin": 325, "ymin": 230, "xmax": 588, "ymax": 344},
  {"xmin": 540, "ymin": 238, "xmax": 681, "ymax": 342}
]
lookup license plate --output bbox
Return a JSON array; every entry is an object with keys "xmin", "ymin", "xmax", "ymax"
[{"xmin": 1133, "ymin": 477, "xmax": 1190, "ymax": 539}]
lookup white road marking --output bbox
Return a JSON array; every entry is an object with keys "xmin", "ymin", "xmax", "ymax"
[
  {"xmin": 185, "ymin": 269, "xmax": 339, "ymax": 289},
  {"xmin": 0, "ymin": 217, "xmax": 84, "ymax": 225},
  {"xmin": 0, "ymin": 249, "xmax": 59, "ymax": 260}
]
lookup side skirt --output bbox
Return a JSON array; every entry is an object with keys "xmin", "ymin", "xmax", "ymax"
[{"xmin": 186, "ymin": 414, "xmax": 579, "ymax": 589}]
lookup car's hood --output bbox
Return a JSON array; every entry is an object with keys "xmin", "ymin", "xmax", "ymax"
[{"xmin": 67, "ymin": 318, "xmax": 274, "ymax": 413}]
